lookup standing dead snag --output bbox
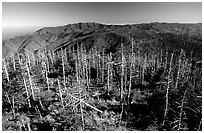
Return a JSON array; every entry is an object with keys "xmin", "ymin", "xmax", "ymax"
[
  {"xmin": 12, "ymin": 55, "xmax": 16, "ymax": 71},
  {"xmin": 128, "ymin": 38, "xmax": 134, "ymax": 105},
  {"xmin": 142, "ymin": 55, "xmax": 147, "ymax": 84},
  {"xmin": 12, "ymin": 96, "xmax": 16, "ymax": 119},
  {"xmin": 61, "ymin": 48, "xmax": 66, "ymax": 89},
  {"xmin": 107, "ymin": 53, "xmax": 113, "ymax": 95},
  {"xmin": 57, "ymin": 79, "xmax": 64, "ymax": 108},
  {"xmin": 17, "ymin": 53, "xmax": 31, "ymax": 107},
  {"xmin": 120, "ymin": 41, "xmax": 124, "ymax": 101},
  {"xmin": 40, "ymin": 51, "xmax": 50, "ymax": 91},
  {"xmin": 178, "ymin": 90, "xmax": 187, "ymax": 130},
  {"xmin": 3, "ymin": 58, "xmax": 10, "ymax": 82},
  {"xmin": 23, "ymin": 78, "xmax": 31, "ymax": 108},
  {"xmin": 5, "ymin": 92, "xmax": 11, "ymax": 106},
  {"xmin": 26, "ymin": 52, "xmax": 35, "ymax": 101},
  {"xmin": 85, "ymin": 55, "xmax": 90, "ymax": 90},
  {"xmin": 175, "ymin": 50, "xmax": 183, "ymax": 90},
  {"xmin": 164, "ymin": 51, "xmax": 169, "ymax": 70},
  {"xmin": 163, "ymin": 52, "xmax": 174, "ymax": 126},
  {"xmin": 119, "ymin": 40, "xmax": 125, "ymax": 126},
  {"xmin": 42, "ymin": 50, "xmax": 51, "ymax": 91},
  {"xmin": 75, "ymin": 43, "xmax": 79, "ymax": 84},
  {"xmin": 79, "ymin": 87, "xmax": 85, "ymax": 130},
  {"xmin": 102, "ymin": 48, "xmax": 105, "ymax": 83}
]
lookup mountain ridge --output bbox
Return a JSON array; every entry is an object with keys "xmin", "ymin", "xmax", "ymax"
[{"xmin": 2, "ymin": 22, "xmax": 202, "ymax": 59}]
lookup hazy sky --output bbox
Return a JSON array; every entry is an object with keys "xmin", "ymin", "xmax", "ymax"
[{"xmin": 3, "ymin": 2, "xmax": 202, "ymax": 28}]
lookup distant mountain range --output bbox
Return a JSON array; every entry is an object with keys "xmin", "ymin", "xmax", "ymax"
[{"xmin": 2, "ymin": 22, "xmax": 202, "ymax": 59}]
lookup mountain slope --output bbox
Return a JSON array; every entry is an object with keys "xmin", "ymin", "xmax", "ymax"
[{"xmin": 2, "ymin": 22, "xmax": 202, "ymax": 59}]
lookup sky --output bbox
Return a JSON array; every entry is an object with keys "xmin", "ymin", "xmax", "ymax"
[{"xmin": 2, "ymin": 2, "xmax": 202, "ymax": 39}]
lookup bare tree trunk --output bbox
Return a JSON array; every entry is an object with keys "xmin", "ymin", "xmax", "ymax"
[
  {"xmin": 57, "ymin": 79, "xmax": 64, "ymax": 108},
  {"xmin": 3, "ymin": 58, "xmax": 10, "ymax": 82},
  {"xmin": 102, "ymin": 48, "xmax": 105, "ymax": 83},
  {"xmin": 61, "ymin": 48, "xmax": 66, "ymax": 88},
  {"xmin": 79, "ymin": 89, "xmax": 85, "ymax": 130},
  {"xmin": 23, "ymin": 78, "xmax": 31, "ymax": 107},
  {"xmin": 178, "ymin": 90, "xmax": 187, "ymax": 130},
  {"xmin": 12, "ymin": 55, "xmax": 16, "ymax": 71},
  {"xmin": 128, "ymin": 38, "xmax": 134, "ymax": 104},
  {"xmin": 120, "ymin": 41, "xmax": 124, "ymax": 126},
  {"xmin": 120, "ymin": 41, "xmax": 124, "ymax": 101},
  {"xmin": 26, "ymin": 53, "xmax": 35, "ymax": 101},
  {"xmin": 175, "ymin": 50, "xmax": 183, "ymax": 89},
  {"xmin": 5, "ymin": 92, "xmax": 11, "ymax": 105},
  {"xmin": 12, "ymin": 96, "xmax": 16, "ymax": 119},
  {"xmin": 163, "ymin": 52, "xmax": 174, "ymax": 126}
]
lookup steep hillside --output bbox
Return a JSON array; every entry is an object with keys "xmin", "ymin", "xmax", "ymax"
[{"xmin": 2, "ymin": 22, "xmax": 202, "ymax": 59}]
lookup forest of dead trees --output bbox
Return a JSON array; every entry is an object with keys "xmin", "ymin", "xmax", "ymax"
[{"xmin": 2, "ymin": 39, "xmax": 202, "ymax": 131}]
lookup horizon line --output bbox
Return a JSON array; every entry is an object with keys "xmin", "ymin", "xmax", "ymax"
[{"xmin": 3, "ymin": 21, "xmax": 202, "ymax": 29}]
